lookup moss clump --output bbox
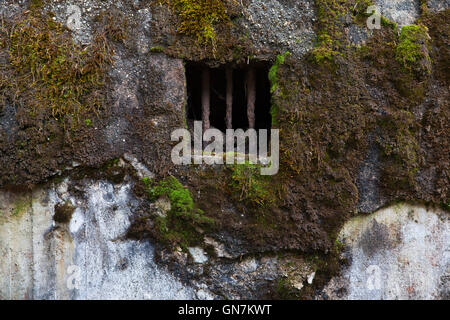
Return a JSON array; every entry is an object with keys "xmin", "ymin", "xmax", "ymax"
[
  {"xmin": 2, "ymin": 10, "xmax": 114, "ymax": 124},
  {"xmin": 396, "ymin": 24, "xmax": 431, "ymax": 74},
  {"xmin": 269, "ymin": 52, "xmax": 290, "ymax": 94},
  {"xmin": 144, "ymin": 176, "xmax": 213, "ymax": 249},
  {"xmin": 268, "ymin": 51, "xmax": 290, "ymax": 126},
  {"xmin": 161, "ymin": 0, "xmax": 229, "ymax": 48},
  {"xmin": 150, "ymin": 46, "xmax": 165, "ymax": 53},
  {"xmin": 54, "ymin": 201, "xmax": 75, "ymax": 223},
  {"xmin": 381, "ymin": 16, "xmax": 398, "ymax": 31},
  {"xmin": 311, "ymin": 34, "xmax": 340, "ymax": 64},
  {"xmin": 311, "ymin": 0, "xmax": 348, "ymax": 64},
  {"xmin": 229, "ymin": 162, "xmax": 276, "ymax": 207}
]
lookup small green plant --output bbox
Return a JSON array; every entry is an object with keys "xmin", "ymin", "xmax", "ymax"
[
  {"xmin": 269, "ymin": 51, "xmax": 290, "ymax": 94},
  {"xmin": 229, "ymin": 162, "xmax": 276, "ymax": 207},
  {"xmin": 381, "ymin": 16, "xmax": 398, "ymax": 30},
  {"xmin": 396, "ymin": 24, "xmax": 431, "ymax": 72},
  {"xmin": 150, "ymin": 46, "xmax": 164, "ymax": 53},
  {"xmin": 145, "ymin": 176, "xmax": 213, "ymax": 248},
  {"xmin": 311, "ymin": 34, "xmax": 340, "ymax": 64},
  {"xmin": 268, "ymin": 51, "xmax": 290, "ymax": 126},
  {"xmin": 161, "ymin": 0, "xmax": 229, "ymax": 49},
  {"xmin": 84, "ymin": 119, "xmax": 92, "ymax": 126}
]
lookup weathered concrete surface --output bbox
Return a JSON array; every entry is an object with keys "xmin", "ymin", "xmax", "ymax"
[
  {"xmin": 374, "ymin": 0, "xmax": 420, "ymax": 26},
  {"xmin": 321, "ymin": 203, "xmax": 449, "ymax": 300},
  {"xmin": 427, "ymin": 0, "xmax": 450, "ymax": 12},
  {"xmin": 0, "ymin": 169, "xmax": 317, "ymax": 300},
  {"xmin": 240, "ymin": 0, "xmax": 316, "ymax": 58},
  {"xmin": 0, "ymin": 178, "xmax": 195, "ymax": 300}
]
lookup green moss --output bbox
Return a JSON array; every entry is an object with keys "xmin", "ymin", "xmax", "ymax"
[
  {"xmin": 334, "ymin": 239, "xmax": 345, "ymax": 252},
  {"xmin": 268, "ymin": 51, "xmax": 290, "ymax": 126},
  {"xmin": 144, "ymin": 176, "xmax": 213, "ymax": 249},
  {"xmin": 381, "ymin": 16, "xmax": 398, "ymax": 30},
  {"xmin": 420, "ymin": 0, "xmax": 429, "ymax": 14},
  {"xmin": 396, "ymin": 24, "xmax": 431, "ymax": 73},
  {"xmin": 228, "ymin": 162, "xmax": 276, "ymax": 207},
  {"xmin": 1, "ymin": 9, "xmax": 117, "ymax": 125},
  {"xmin": 269, "ymin": 52, "xmax": 290, "ymax": 94},
  {"xmin": 13, "ymin": 196, "xmax": 30, "ymax": 217},
  {"xmin": 150, "ymin": 46, "xmax": 165, "ymax": 53},
  {"xmin": 311, "ymin": 0, "xmax": 348, "ymax": 64},
  {"xmin": 161, "ymin": 0, "xmax": 229, "ymax": 50},
  {"xmin": 351, "ymin": 0, "xmax": 374, "ymax": 25}
]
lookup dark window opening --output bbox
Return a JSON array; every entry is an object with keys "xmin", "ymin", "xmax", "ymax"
[{"xmin": 185, "ymin": 62, "xmax": 272, "ymax": 134}]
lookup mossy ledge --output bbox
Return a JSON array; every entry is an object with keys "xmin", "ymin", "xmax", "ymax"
[{"xmin": 142, "ymin": 176, "xmax": 213, "ymax": 250}]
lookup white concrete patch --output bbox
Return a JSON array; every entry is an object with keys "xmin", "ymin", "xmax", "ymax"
[
  {"xmin": 324, "ymin": 203, "xmax": 449, "ymax": 300},
  {"xmin": 307, "ymin": 272, "xmax": 315, "ymax": 285},
  {"xmin": 0, "ymin": 180, "xmax": 195, "ymax": 300},
  {"xmin": 69, "ymin": 208, "xmax": 84, "ymax": 234},
  {"xmin": 374, "ymin": 0, "xmax": 420, "ymax": 27},
  {"xmin": 188, "ymin": 247, "xmax": 209, "ymax": 264}
]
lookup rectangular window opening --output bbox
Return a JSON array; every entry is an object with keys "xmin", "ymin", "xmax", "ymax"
[{"xmin": 185, "ymin": 61, "xmax": 272, "ymax": 154}]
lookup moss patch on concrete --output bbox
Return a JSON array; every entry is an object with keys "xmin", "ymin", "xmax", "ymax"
[
  {"xmin": 161, "ymin": 0, "xmax": 230, "ymax": 48},
  {"xmin": 0, "ymin": 5, "xmax": 128, "ymax": 187},
  {"xmin": 143, "ymin": 176, "xmax": 213, "ymax": 249},
  {"xmin": 228, "ymin": 162, "xmax": 277, "ymax": 207},
  {"xmin": 396, "ymin": 24, "xmax": 431, "ymax": 74},
  {"xmin": 268, "ymin": 51, "xmax": 291, "ymax": 126},
  {"xmin": 311, "ymin": 0, "xmax": 348, "ymax": 64},
  {"xmin": 2, "ymin": 10, "xmax": 113, "ymax": 124}
]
